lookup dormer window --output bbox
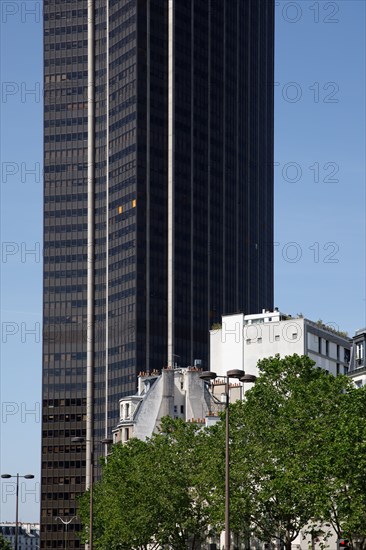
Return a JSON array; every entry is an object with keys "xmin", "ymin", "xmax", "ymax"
[
  {"xmin": 125, "ymin": 403, "xmax": 130, "ymax": 419},
  {"xmin": 356, "ymin": 342, "xmax": 364, "ymax": 361}
]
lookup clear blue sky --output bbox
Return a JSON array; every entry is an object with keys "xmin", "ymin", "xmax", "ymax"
[{"xmin": 0, "ymin": 0, "xmax": 365, "ymax": 522}]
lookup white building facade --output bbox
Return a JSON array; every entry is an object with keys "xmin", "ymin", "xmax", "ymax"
[
  {"xmin": 112, "ymin": 309, "xmax": 352, "ymax": 549},
  {"xmin": 210, "ymin": 310, "xmax": 351, "ymax": 550},
  {"xmin": 112, "ymin": 367, "xmax": 223, "ymax": 443},
  {"xmin": 0, "ymin": 523, "xmax": 39, "ymax": 550},
  {"xmin": 210, "ymin": 310, "xmax": 351, "ymax": 381},
  {"xmin": 114, "ymin": 310, "xmax": 351, "ymax": 444},
  {"xmin": 348, "ymin": 327, "xmax": 366, "ymax": 388}
]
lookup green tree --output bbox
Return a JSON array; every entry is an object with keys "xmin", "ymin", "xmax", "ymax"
[
  {"xmin": 149, "ymin": 417, "xmax": 214, "ymax": 549},
  {"xmin": 79, "ymin": 417, "xmax": 213, "ymax": 549},
  {"xmin": 225, "ymin": 354, "xmax": 353, "ymax": 550},
  {"xmin": 79, "ymin": 437, "xmax": 161, "ymax": 549},
  {"xmin": 0, "ymin": 534, "xmax": 12, "ymax": 550},
  {"xmin": 79, "ymin": 354, "xmax": 366, "ymax": 549},
  {"xmin": 319, "ymin": 386, "xmax": 366, "ymax": 549}
]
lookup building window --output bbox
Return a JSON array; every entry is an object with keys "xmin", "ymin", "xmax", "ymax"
[
  {"xmin": 124, "ymin": 428, "xmax": 129, "ymax": 442},
  {"xmin": 356, "ymin": 342, "xmax": 364, "ymax": 361},
  {"xmin": 325, "ymin": 340, "xmax": 329, "ymax": 355},
  {"xmin": 180, "ymin": 405, "xmax": 184, "ymax": 414},
  {"xmin": 318, "ymin": 337, "xmax": 322, "ymax": 354},
  {"xmin": 355, "ymin": 380, "xmax": 362, "ymax": 388},
  {"xmin": 337, "ymin": 344, "xmax": 340, "ymax": 360},
  {"xmin": 344, "ymin": 366, "xmax": 349, "ymax": 375},
  {"xmin": 336, "ymin": 363, "xmax": 340, "ymax": 375},
  {"xmin": 174, "ymin": 405, "xmax": 177, "ymax": 413},
  {"xmin": 275, "ymin": 335, "xmax": 280, "ymax": 342},
  {"xmin": 125, "ymin": 403, "xmax": 130, "ymax": 419},
  {"xmin": 257, "ymin": 337, "xmax": 262, "ymax": 344}
]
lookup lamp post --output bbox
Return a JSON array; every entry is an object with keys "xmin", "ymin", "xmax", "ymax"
[
  {"xmin": 71, "ymin": 437, "xmax": 113, "ymax": 550},
  {"xmin": 55, "ymin": 516, "xmax": 76, "ymax": 550},
  {"xmin": 200, "ymin": 370, "xmax": 257, "ymax": 550},
  {"xmin": 1, "ymin": 473, "xmax": 35, "ymax": 550}
]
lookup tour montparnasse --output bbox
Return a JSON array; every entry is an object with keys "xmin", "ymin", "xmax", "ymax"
[{"xmin": 42, "ymin": 1, "xmax": 274, "ymax": 547}]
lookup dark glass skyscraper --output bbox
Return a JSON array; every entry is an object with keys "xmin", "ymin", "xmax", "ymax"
[{"xmin": 41, "ymin": 1, "xmax": 274, "ymax": 547}]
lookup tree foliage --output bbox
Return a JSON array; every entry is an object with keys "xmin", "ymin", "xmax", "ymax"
[
  {"xmin": 79, "ymin": 418, "xmax": 214, "ymax": 549},
  {"xmin": 0, "ymin": 535, "xmax": 12, "ymax": 550},
  {"xmin": 227, "ymin": 354, "xmax": 354, "ymax": 549},
  {"xmin": 79, "ymin": 355, "xmax": 366, "ymax": 549},
  {"xmin": 318, "ymin": 385, "xmax": 366, "ymax": 549}
]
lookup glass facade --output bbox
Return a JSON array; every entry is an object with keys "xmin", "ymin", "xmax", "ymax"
[{"xmin": 41, "ymin": 1, "xmax": 274, "ymax": 547}]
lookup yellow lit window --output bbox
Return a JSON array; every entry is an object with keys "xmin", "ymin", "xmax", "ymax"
[
  {"xmin": 132, "ymin": 199, "xmax": 136, "ymax": 208},
  {"xmin": 118, "ymin": 206, "xmax": 123, "ymax": 214}
]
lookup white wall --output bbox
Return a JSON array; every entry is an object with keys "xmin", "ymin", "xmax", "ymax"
[
  {"xmin": 349, "ymin": 371, "xmax": 366, "ymax": 387},
  {"xmin": 211, "ymin": 315, "xmax": 350, "ymax": 382},
  {"xmin": 211, "ymin": 316, "xmax": 305, "ymax": 378},
  {"xmin": 133, "ymin": 376, "xmax": 164, "ymax": 440},
  {"xmin": 211, "ymin": 313, "xmax": 245, "ymax": 377},
  {"xmin": 244, "ymin": 318, "xmax": 305, "ymax": 374}
]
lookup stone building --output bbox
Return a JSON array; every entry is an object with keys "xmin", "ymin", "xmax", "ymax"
[{"xmin": 113, "ymin": 366, "xmax": 224, "ymax": 443}]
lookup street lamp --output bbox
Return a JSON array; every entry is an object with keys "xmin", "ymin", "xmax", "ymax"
[
  {"xmin": 71, "ymin": 437, "xmax": 113, "ymax": 549},
  {"xmin": 55, "ymin": 516, "xmax": 76, "ymax": 550},
  {"xmin": 200, "ymin": 369, "xmax": 256, "ymax": 550},
  {"xmin": 0, "ymin": 473, "xmax": 35, "ymax": 550}
]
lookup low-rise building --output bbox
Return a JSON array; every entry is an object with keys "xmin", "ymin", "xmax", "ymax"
[
  {"xmin": 348, "ymin": 327, "xmax": 366, "ymax": 387},
  {"xmin": 111, "ymin": 309, "xmax": 352, "ymax": 550},
  {"xmin": 112, "ymin": 366, "xmax": 224, "ymax": 443},
  {"xmin": 113, "ymin": 310, "xmax": 352, "ymax": 444},
  {"xmin": 0, "ymin": 523, "xmax": 39, "ymax": 550},
  {"xmin": 210, "ymin": 310, "xmax": 351, "ymax": 380}
]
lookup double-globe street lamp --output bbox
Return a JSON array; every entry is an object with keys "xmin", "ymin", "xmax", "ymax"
[
  {"xmin": 71, "ymin": 437, "xmax": 113, "ymax": 550},
  {"xmin": 0, "ymin": 473, "xmax": 35, "ymax": 550},
  {"xmin": 55, "ymin": 516, "xmax": 76, "ymax": 550},
  {"xmin": 200, "ymin": 369, "xmax": 257, "ymax": 550}
]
